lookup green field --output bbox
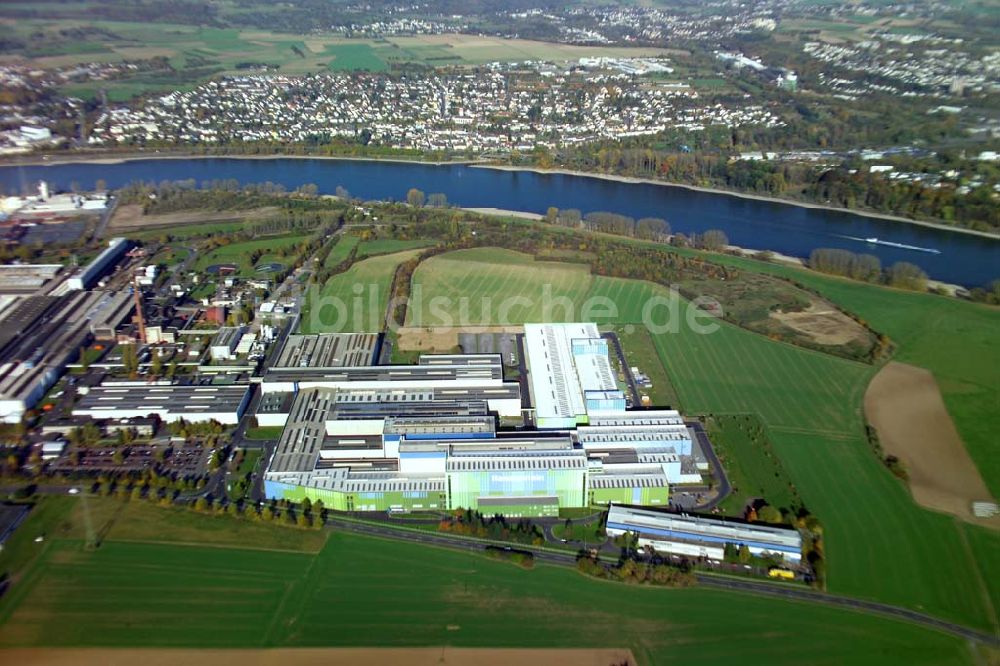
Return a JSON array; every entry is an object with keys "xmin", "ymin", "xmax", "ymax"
[
  {"xmin": 614, "ymin": 324, "xmax": 682, "ymax": 409},
  {"xmin": 408, "ymin": 246, "xmax": 998, "ymax": 633},
  {"xmin": 244, "ymin": 426, "xmax": 285, "ymax": 441},
  {"xmin": 303, "ymin": 249, "xmax": 423, "ymax": 333},
  {"xmin": 0, "ymin": 498, "xmax": 974, "ymax": 663},
  {"xmin": 408, "ymin": 248, "xmax": 594, "ymax": 326},
  {"xmin": 707, "ymin": 414, "xmax": 801, "ymax": 516},
  {"xmin": 323, "ymin": 235, "xmax": 359, "ymax": 268},
  {"xmin": 125, "ymin": 220, "xmax": 249, "ymax": 241},
  {"xmin": 357, "ymin": 238, "xmax": 435, "ymax": 258},
  {"xmin": 324, "ymin": 43, "xmax": 388, "ymax": 72},
  {"xmin": 194, "ymin": 234, "xmax": 306, "ymax": 276}
]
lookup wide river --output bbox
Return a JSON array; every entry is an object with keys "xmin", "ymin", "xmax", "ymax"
[{"xmin": 1, "ymin": 157, "xmax": 997, "ymax": 287}]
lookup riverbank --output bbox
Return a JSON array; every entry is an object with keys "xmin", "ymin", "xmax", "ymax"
[
  {"xmin": 0, "ymin": 151, "xmax": 485, "ymax": 168},
  {"xmin": 465, "ymin": 206, "xmax": 967, "ymax": 296},
  {"xmin": 475, "ymin": 164, "xmax": 1000, "ymax": 241},
  {"xmin": 461, "ymin": 207, "xmax": 543, "ymax": 220}
]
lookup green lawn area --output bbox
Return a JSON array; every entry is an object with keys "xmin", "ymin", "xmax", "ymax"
[
  {"xmin": 302, "ymin": 249, "xmax": 423, "ymax": 333},
  {"xmin": 194, "ymin": 234, "xmax": 306, "ymax": 276},
  {"xmin": 324, "ymin": 43, "xmax": 388, "ymax": 71},
  {"xmin": 0, "ymin": 498, "xmax": 973, "ymax": 663},
  {"xmin": 245, "ymin": 426, "xmax": 285, "ymax": 440},
  {"xmin": 323, "ymin": 235, "xmax": 360, "ymax": 268},
  {"xmin": 551, "ymin": 520, "xmax": 604, "ymax": 543},
  {"xmin": 357, "ymin": 238, "xmax": 435, "ymax": 258},
  {"xmin": 407, "ymin": 248, "xmax": 594, "ymax": 326},
  {"xmin": 706, "ymin": 414, "xmax": 801, "ymax": 516}
]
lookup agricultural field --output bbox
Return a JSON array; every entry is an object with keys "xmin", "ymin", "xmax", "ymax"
[
  {"xmin": 356, "ymin": 238, "xmax": 435, "ymax": 258},
  {"xmin": 323, "ymin": 43, "xmax": 387, "ymax": 72},
  {"xmin": 407, "ymin": 248, "xmax": 594, "ymax": 327},
  {"xmin": 0, "ymin": 498, "xmax": 973, "ymax": 664},
  {"xmin": 647, "ymin": 293, "xmax": 995, "ymax": 632},
  {"xmin": 323, "ymin": 235, "xmax": 360, "ymax": 268},
  {"xmin": 674, "ymin": 249, "xmax": 1000, "ymax": 500},
  {"xmin": 193, "ymin": 233, "xmax": 307, "ymax": 276},
  {"xmin": 303, "ymin": 249, "xmax": 423, "ymax": 333},
  {"xmin": 408, "ymin": 246, "xmax": 998, "ymax": 633},
  {"xmin": 706, "ymin": 414, "xmax": 801, "ymax": 517},
  {"xmin": 0, "ymin": 17, "xmax": 675, "ymax": 100}
]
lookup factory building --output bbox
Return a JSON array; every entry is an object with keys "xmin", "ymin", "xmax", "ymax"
[
  {"xmin": 523, "ymin": 323, "xmax": 623, "ymax": 428},
  {"xmin": 73, "ymin": 382, "xmax": 252, "ymax": 424},
  {"xmin": 606, "ymin": 504, "xmax": 803, "ymax": 563},
  {"xmin": 258, "ymin": 324, "xmax": 706, "ymax": 515},
  {"xmin": 66, "ymin": 237, "xmax": 129, "ymax": 291},
  {"xmin": 260, "ymin": 351, "xmax": 521, "ymax": 418},
  {"xmin": 210, "ymin": 326, "xmax": 246, "ymax": 361},
  {"xmin": 0, "ymin": 291, "xmax": 120, "ymax": 423},
  {"xmin": 0, "ymin": 265, "xmax": 63, "ymax": 294},
  {"xmin": 272, "ymin": 333, "xmax": 380, "ymax": 368}
]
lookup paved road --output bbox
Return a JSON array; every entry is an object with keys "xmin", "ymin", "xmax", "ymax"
[
  {"xmin": 602, "ymin": 331, "xmax": 641, "ymax": 405},
  {"xmin": 93, "ymin": 195, "xmax": 118, "ymax": 240},
  {"xmin": 687, "ymin": 420, "xmax": 732, "ymax": 512},
  {"xmin": 325, "ymin": 515, "xmax": 1000, "ymax": 647}
]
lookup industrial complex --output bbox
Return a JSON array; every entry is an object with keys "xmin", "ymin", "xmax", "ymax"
[
  {"xmin": 0, "ymin": 194, "xmax": 763, "ymax": 558},
  {"xmin": 260, "ymin": 324, "xmax": 706, "ymax": 517}
]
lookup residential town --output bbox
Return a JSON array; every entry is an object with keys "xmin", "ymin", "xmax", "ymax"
[{"xmin": 84, "ymin": 62, "xmax": 785, "ymax": 152}]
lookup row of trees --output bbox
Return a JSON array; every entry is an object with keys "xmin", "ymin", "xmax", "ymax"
[
  {"xmin": 809, "ymin": 248, "xmax": 928, "ymax": 291},
  {"xmin": 575, "ymin": 552, "xmax": 697, "ymax": 588},
  {"xmin": 438, "ymin": 508, "xmax": 545, "ymax": 546},
  {"xmin": 406, "ymin": 188, "xmax": 449, "ymax": 209}
]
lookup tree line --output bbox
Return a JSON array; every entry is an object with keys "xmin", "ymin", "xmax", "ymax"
[{"xmin": 809, "ymin": 248, "xmax": 929, "ymax": 291}]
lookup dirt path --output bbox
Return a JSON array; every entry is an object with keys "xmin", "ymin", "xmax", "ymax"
[
  {"xmin": 864, "ymin": 362, "xmax": 998, "ymax": 527},
  {"xmin": 0, "ymin": 648, "xmax": 635, "ymax": 666}
]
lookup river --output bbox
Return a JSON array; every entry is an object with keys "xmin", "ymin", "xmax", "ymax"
[{"xmin": 1, "ymin": 157, "xmax": 997, "ymax": 287}]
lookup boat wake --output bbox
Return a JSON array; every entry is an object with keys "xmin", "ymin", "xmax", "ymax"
[{"xmin": 839, "ymin": 235, "xmax": 941, "ymax": 255}]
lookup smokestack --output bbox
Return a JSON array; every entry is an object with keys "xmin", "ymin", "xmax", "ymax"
[{"xmin": 133, "ymin": 274, "xmax": 146, "ymax": 344}]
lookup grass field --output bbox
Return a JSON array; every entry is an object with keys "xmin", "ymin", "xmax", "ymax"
[
  {"xmin": 0, "ymin": 498, "xmax": 974, "ymax": 664},
  {"xmin": 125, "ymin": 220, "xmax": 249, "ymax": 241},
  {"xmin": 303, "ymin": 249, "xmax": 423, "ymax": 333},
  {"xmin": 357, "ymin": 238, "xmax": 435, "ymax": 258},
  {"xmin": 193, "ymin": 234, "xmax": 306, "ymax": 276},
  {"xmin": 324, "ymin": 43, "xmax": 388, "ymax": 72},
  {"xmin": 674, "ymin": 250, "xmax": 1000, "ymax": 500},
  {"xmin": 408, "ymin": 246, "xmax": 999, "ymax": 633},
  {"xmin": 244, "ymin": 426, "xmax": 285, "ymax": 441},
  {"xmin": 707, "ymin": 414, "xmax": 801, "ymax": 516},
  {"xmin": 614, "ymin": 324, "xmax": 682, "ymax": 409},
  {"xmin": 323, "ymin": 235, "xmax": 360, "ymax": 268},
  {"xmin": 407, "ymin": 248, "xmax": 595, "ymax": 327}
]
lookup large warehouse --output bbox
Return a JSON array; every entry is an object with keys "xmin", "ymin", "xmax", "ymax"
[
  {"xmin": 259, "ymin": 326, "xmax": 700, "ymax": 516},
  {"xmin": 73, "ymin": 382, "xmax": 252, "ymax": 424},
  {"xmin": 606, "ymin": 504, "xmax": 803, "ymax": 563},
  {"xmin": 523, "ymin": 323, "xmax": 625, "ymax": 428}
]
